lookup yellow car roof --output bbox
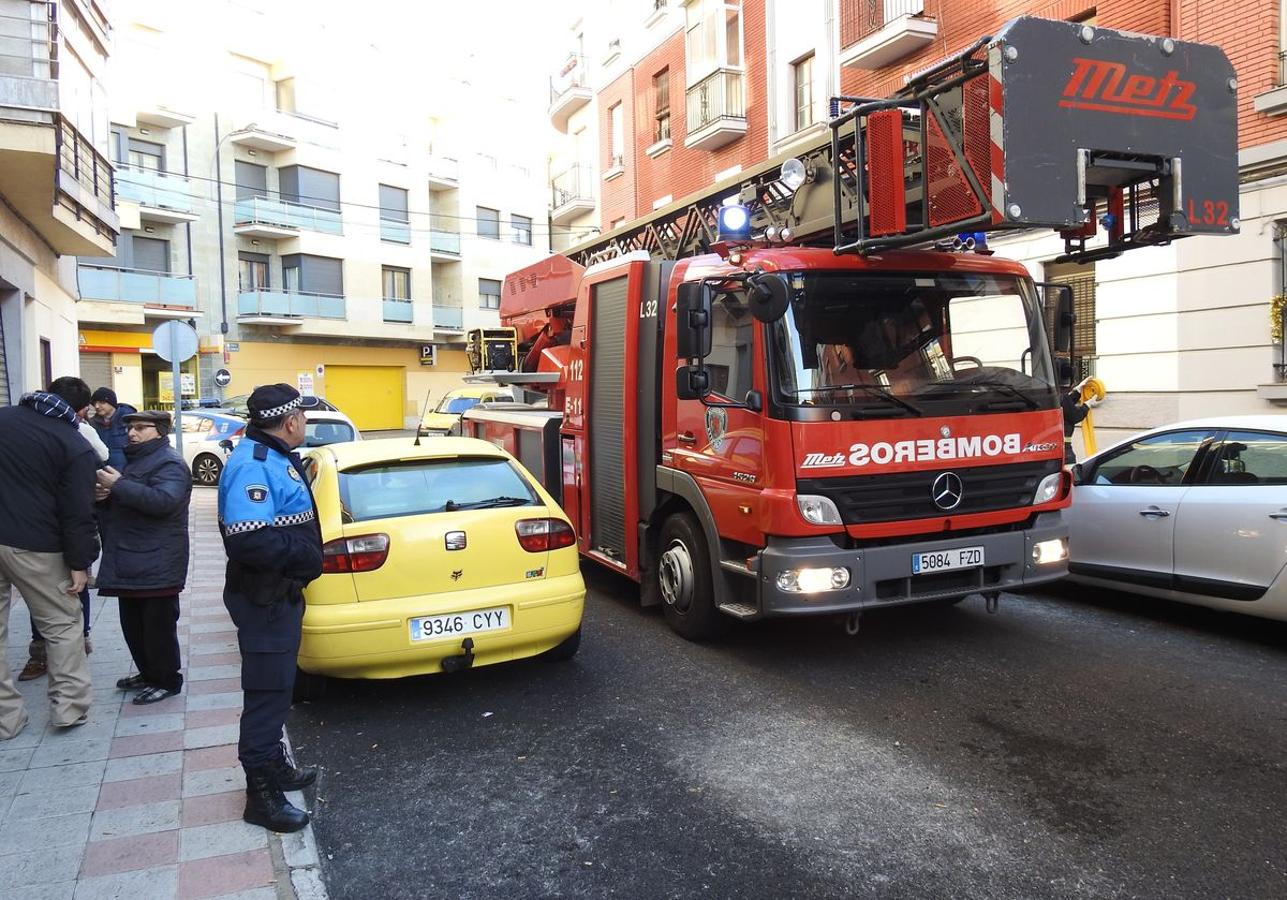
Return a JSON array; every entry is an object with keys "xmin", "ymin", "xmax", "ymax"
[
  {"xmin": 313, "ymin": 436, "xmax": 509, "ymax": 469},
  {"xmin": 444, "ymin": 386, "xmax": 509, "ymax": 400}
]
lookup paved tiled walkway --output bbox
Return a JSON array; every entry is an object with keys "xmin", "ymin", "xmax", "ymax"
[{"xmin": 0, "ymin": 490, "xmax": 324, "ymax": 899}]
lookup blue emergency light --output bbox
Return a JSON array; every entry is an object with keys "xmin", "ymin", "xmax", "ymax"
[
  {"xmin": 957, "ymin": 231, "xmax": 988, "ymax": 249},
  {"xmin": 718, "ymin": 204, "xmax": 752, "ymax": 242}
]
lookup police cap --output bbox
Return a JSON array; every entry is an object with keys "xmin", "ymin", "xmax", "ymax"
[{"xmin": 247, "ymin": 383, "xmax": 320, "ymax": 423}]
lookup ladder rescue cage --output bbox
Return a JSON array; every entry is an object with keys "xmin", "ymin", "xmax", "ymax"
[{"xmin": 566, "ymin": 17, "xmax": 1238, "ymax": 268}]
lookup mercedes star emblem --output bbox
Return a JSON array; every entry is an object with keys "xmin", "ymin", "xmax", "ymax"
[{"xmin": 931, "ymin": 472, "xmax": 964, "ymax": 511}]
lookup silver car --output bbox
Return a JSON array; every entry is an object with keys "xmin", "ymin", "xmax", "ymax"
[{"xmin": 1066, "ymin": 415, "xmax": 1287, "ymax": 621}]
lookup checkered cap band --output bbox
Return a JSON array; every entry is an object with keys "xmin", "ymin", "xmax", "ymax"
[
  {"xmin": 256, "ymin": 397, "xmax": 302, "ymax": 420},
  {"xmin": 273, "ymin": 510, "xmax": 315, "ymax": 527},
  {"xmin": 221, "ymin": 520, "xmax": 269, "ymax": 535}
]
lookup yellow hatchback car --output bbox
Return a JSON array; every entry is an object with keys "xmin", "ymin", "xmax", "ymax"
[
  {"xmin": 418, "ymin": 386, "xmax": 515, "ymax": 436},
  {"xmin": 295, "ymin": 437, "xmax": 584, "ymax": 696}
]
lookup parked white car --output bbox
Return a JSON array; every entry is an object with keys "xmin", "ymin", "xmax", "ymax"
[
  {"xmin": 1067, "ymin": 415, "xmax": 1287, "ymax": 620},
  {"xmin": 302, "ymin": 408, "xmax": 361, "ymax": 447},
  {"xmin": 170, "ymin": 411, "xmax": 245, "ymax": 486}
]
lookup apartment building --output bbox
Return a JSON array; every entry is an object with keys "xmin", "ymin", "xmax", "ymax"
[
  {"xmin": 0, "ymin": 0, "xmax": 116, "ymax": 403},
  {"xmin": 75, "ymin": 0, "xmax": 551, "ymax": 430},
  {"xmin": 552, "ymin": 0, "xmax": 1287, "ymax": 447}
]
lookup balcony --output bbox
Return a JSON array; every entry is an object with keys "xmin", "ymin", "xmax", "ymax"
[
  {"xmin": 238, "ymin": 289, "xmax": 346, "ymax": 322},
  {"xmin": 226, "ymin": 116, "xmax": 296, "ymax": 153},
  {"xmin": 839, "ymin": 0, "xmax": 938, "ymax": 70},
  {"xmin": 380, "ymin": 217, "xmax": 411, "ymax": 244},
  {"xmin": 429, "ymin": 230, "xmax": 461, "ymax": 261},
  {"xmin": 78, "ymin": 265, "xmax": 197, "ymax": 311},
  {"xmin": 135, "ymin": 106, "xmax": 196, "ymax": 129},
  {"xmin": 551, "ymin": 165, "xmax": 596, "ymax": 225},
  {"xmin": 434, "ymin": 306, "xmax": 464, "ymax": 330},
  {"xmin": 382, "ymin": 298, "xmax": 414, "ymax": 323},
  {"xmin": 115, "ymin": 166, "xmax": 198, "ymax": 223},
  {"xmin": 427, "ymin": 155, "xmax": 459, "ymax": 191},
  {"xmin": 548, "ymin": 54, "xmax": 592, "ymax": 134},
  {"xmin": 233, "ymin": 196, "xmax": 343, "ymax": 239},
  {"xmin": 685, "ymin": 69, "xmax": 746, "ymax": 152}
]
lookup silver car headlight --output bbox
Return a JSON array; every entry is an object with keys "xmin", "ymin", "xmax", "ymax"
[
  {"xmin": 1033, "ymin": 472, "xmax": 1062, "ymax": 505},
  {"xmin": 797, "ymin": 494, "xmax": 843, "ymax": 526}
]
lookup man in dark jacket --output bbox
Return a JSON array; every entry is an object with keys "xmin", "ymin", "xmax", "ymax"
[
  {"xmin": 90, "ymin": 387, "xmax": 137, "ymax": 471},
  {"xmin": 218, "ymin": 383, "xmax": 323, "ymax": 833},
  {"xmin": 95, "ymin": 410, "xmax": 192, "ymax": 705},
  {"xmin": 0, "ymin": 377, "xmax": 99, "ymax": 739}
]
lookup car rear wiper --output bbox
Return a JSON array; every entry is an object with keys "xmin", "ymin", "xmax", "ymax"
[
  {"xmin": 443, "ymin": 496, "xmax": 532, "ymax": 511},
  {"xmin": 794, "ymin": 384, "xmax": 922, "ymax": 416}
]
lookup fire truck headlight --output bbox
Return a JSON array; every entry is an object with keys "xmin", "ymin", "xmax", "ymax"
[
  {"xmin": 780, "ymin": 157, "xmax": 807, "ymax": 192},
  {"xmin": 1032, "ymin": 538, "xmax": 1068, "ymax": 565},
  {"xmin": 717, "ymin": 203, "xmax": 752, "ymax": 242},
  {"xmin": 1033, "ymin": 472, "xmax": 1063, "ymax": 505},
  {"xmin": 777, "ymin": 567, "xmax": 851, "ymax": 594},
  {"xmin": 797, "ymin": 494, "xmax": 843, "ymax": 526}
]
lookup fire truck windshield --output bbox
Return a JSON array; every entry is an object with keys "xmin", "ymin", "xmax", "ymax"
[{"xmin": 768, "ymin": 271, "xmax": 1057, "ymax": 418}]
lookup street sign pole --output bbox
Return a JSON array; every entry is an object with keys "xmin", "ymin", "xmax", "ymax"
[
  {"xmin": 172, "ymin": 352, "xmax": 184, "ymax": 458},
  {"xmin": 152, "ymin": 321, "xmax": 199, "ymax": 461}
]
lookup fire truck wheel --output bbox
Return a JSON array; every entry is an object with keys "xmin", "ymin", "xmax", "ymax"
[{"xmin": 657, "ymin": 513, "xmax": 727, "ymax": 641}]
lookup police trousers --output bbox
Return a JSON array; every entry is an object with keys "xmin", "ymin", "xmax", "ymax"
[{"xmin": 224, "ymin": 589, "xmax": 303, "ymax": 768}]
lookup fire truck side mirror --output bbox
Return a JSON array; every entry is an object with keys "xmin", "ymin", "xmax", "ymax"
[
  {"xmin": 676, "ymin": 365, "xmax": 711, "ymax": 400},
  {"xmin": 747, "ymin": 272, "xmax": 789, "ymax": 323},
  {"xmin": 1040, "ymin": 283, "xmax": 1075, "ymax": 354},
  {"xmin": 676, "ymin": 282, "xmax": 713, "ymax": 360}
]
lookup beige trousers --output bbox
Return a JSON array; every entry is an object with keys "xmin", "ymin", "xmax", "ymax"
[{"xmin": 0, "ymin": 544, "xmax": 92, "ymax": 737}]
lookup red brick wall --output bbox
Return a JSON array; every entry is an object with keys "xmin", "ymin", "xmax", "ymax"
[
  {"xmin": 598, "ymin": 69, "xmax": 638, "ymax": 230},
  {"xmin": 839, "ymin": 1, "xmax": 1172, "ymax": 101},
  {"xmin": 597, "ymin": 0, "xmax": 771, "ymax": 228},
  {"xmin": 1179, "ymin": 0, "xmax": 1285, "ymax": 151}
]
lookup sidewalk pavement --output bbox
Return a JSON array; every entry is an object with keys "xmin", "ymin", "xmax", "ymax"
[{"xmin": 0, "ymin": 489, "xmax": 326, "ymax": 900}]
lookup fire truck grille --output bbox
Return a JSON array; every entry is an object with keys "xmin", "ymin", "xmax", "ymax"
[{"xmin": 798, "ymin": 459, "xmax": 1061, "ymax": 525}]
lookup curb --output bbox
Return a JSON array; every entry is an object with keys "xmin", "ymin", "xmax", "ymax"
[{"xmin": 271, "ymin": 734, "xmax": 329, "ymax": 898}]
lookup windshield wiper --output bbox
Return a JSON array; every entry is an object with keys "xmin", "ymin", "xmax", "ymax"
[
  {"xmin": 963, "ymin": 380, "xmax": 1044, "ymax": 410},
  {"xmin": 794, "ymin": 384, "xmax": 922, "ymax": 416},
  {"xmin": 444, "ymin": 496, "xmax": 531, "ymax": 511}
]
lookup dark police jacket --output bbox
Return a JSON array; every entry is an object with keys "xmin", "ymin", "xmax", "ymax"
[
  {"xmin": 95, "ymin": 437, "xmax": 192, "ymax": 595},
  {"xmin": 92, "ymin": 403, "xmax": 137, "ymax": 471},
  {"xmin": 217, "ymin": 427, "xmax": 323, "ymax": 611}
]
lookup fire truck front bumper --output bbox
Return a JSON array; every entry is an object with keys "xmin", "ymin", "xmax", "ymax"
[{"xmin": 755, "ymin": 512, "xmax": 1068, "ymax": 617}]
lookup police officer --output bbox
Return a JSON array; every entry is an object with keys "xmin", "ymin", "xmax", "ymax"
[{"xmin": 218, "ymin": 384, "xmax": 323, "ymax": 833}]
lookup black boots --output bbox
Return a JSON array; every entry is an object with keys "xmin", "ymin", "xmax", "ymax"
[
  {"xmin": 269, "ymin": 752, "xmax": 318, "ymax": 791},
  {"xmin": 243, "ymin": 766, "xmax": 309, "ymax": 833}
]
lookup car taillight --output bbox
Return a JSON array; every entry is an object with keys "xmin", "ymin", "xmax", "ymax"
[
  {"xmin": 321, "ymin": 534, "xmax": 390, "ymax": 573},
  {"xmin": 515, "ymin": 518, "xmax": 576, "ymax": 553}
]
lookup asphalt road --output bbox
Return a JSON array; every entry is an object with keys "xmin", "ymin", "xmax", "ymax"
[{"xmin": 288, "ymin": 573, "xmax": 1287, "ymax": 900}]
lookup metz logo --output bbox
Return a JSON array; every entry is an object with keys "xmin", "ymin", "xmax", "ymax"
[
  {"xmin": 801, "ymin": 453, "xmax": 847, "ymax": 470},
  {"xmin": 1060, "ymin": 57, "xmax": 1197, "ymax": 122}
]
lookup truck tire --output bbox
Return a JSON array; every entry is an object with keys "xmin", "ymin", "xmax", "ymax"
[{"xmin": 657, "ymin": 513, "xmax": 729, "ymax": 641}]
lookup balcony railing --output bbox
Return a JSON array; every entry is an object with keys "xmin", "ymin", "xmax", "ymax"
[
  {"xmin": 380, "ymin": 217, "xmax": 411, "ymax": 244},
  {"xmin": 115, "ymin": 166, "xmax": 193, "ymax": 213},
  {"xmin": 233, "ymin": 195, "xmax": 343, "ymax": 235},
  {"xmin": 840, "ymin": 0, "xmax": 927, "ymax": 47},
  {"xmin": 57, "ymin": 116, "xmax": 114, "ymax": 213},
  {"xmin": 238, "ymin": 289, "xmax": 346, "ymax": 319},
  {"xmin": 552, "ymin": 164, "xmax": 594, "ymax": 211},
  {"xmin": 549, "ymin": 53, "xmax": 589, "ymax": 106},
  {"xmin": 78, "ymin": 265, "xmax": 196, "ymax": 307},
  {"xmin": 430, "ymin": 230, "xmax": 461, "ymax": 255},
  {"xmin": 686, "ymin": 68, "xmax": 745, "ymax": 134},
  {"xmin": 434, "ymin": 306, "xmax": 464, "ymax": 329},
  {"xmin": 382, "ymin": 298, "xmax": 413, "ymax": 323}
]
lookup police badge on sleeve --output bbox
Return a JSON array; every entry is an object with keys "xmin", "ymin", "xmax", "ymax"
[{"xmin": 245, "ymin": 484, "xmax": 270, "ymax": 502}]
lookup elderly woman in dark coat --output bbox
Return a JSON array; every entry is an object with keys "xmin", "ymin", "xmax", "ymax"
[{"xmin": 95, "ymin": 410, "xmax": 192, "ymax": 704}]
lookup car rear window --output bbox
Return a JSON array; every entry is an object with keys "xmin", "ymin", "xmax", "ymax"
[
  {"xmin": 337, "ymin": 457, "xmax": 539, "ymax": 522},
  {"xmin": 305, "ymin": 420, "xmax": 355, "ymax": 447}
]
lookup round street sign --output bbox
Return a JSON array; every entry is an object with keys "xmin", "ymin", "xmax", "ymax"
[
  {"xmin": 214, "ymin": 368, "xmax": 232, "ymax": 387},
  {"xmin": 152, "ymin": 321, "xmax": 198, "ymax": 363}
]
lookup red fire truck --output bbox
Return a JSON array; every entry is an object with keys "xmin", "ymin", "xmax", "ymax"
[{"xmin": 466, "ymin": 17, "xmax": 1239, "ymax": 639}]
